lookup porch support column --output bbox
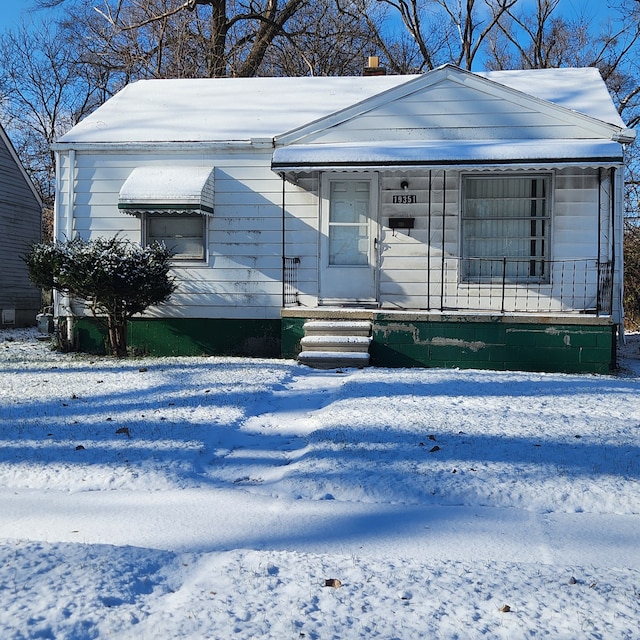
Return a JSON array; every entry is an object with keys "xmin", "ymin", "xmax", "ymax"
[
  {"xmin": 440, "ymin": 170, "xmax": 447, "ymax": 310},
  {"xmin": 280, "ymin": 173, "xmax": 286, "ymax": 308},
  {"xmin": 427, "ymin": 170, "xmax": 432, "ymax": 311}
]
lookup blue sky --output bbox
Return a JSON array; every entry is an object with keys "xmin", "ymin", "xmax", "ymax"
[
  {"xmin": 0, "ymin": 1, "xmax": 620, "ymax": 38},
  {"xmin": 0, "ymin": 1, "xmax": 31, "ymax": 32}
]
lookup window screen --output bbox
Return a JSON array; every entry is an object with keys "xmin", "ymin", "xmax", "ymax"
[
  {"xmin": 462, "ymin": 175, "xmax": 549, "ymax": 282},
  {"xmin": 145, "ymin": 214, "xmax": 205, "ymax": 260}
]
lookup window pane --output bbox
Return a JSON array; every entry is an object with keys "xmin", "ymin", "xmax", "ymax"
[
  {"xmin": 462, "ymin": 175, "xmax": 549, "ymax": 282},
  {"xmin": 147, "ymin": 214, "xmax": 205, "ymax": 260},
  {"xmin": 148, "ymin": 217, "xmax": 203, "ymax": 237},
  {"xmin": 328, "ymin": 179, "xmax": 371, "ymax": 266},
  {"xmin": 329, "ymin": 226, "xmax": 368, "ymax": 265},
  {"xmin": 465, "ymin": 177, "xmax": 547, "ymax": 219},
  {"xmin": 330, "ymin": 181, "xmax": 369, "ymax": 224}
]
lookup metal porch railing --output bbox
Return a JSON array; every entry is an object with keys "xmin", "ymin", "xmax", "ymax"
[
  {"xmin": 437, "ymin": 258, "xmax": 612, "ymax": 315},
  {"xmin": 282, "ymin": 257, "xmax": 612, "ymax": 315}
]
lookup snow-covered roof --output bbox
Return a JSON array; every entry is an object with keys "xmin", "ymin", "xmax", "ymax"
[
  {"xmin": 58, "ymin": 76, "xmax": 414, "ymax": 144},
  {"xmin": 57, "ymin": 66, "xmax": 628, "ymax": 146},
  {"xmin": 478, "ymin": 67, "xmax": 627, "ymax": 129},
  {"xmin": 271, "ymin": 139, "xmax": 624, "ymax": 172}
]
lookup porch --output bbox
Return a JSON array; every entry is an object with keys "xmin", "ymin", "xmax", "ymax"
[{"xmin": 281, "ymin": 307, "xmax": 616, "ymax": 374}]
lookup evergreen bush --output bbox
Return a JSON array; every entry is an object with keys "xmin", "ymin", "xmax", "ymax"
[{"xmin": 25, "ymin": 237, "xmax": 176, "ymax": 356}]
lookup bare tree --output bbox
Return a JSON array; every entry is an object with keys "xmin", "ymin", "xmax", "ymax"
[
  {"xmin": 13, "ymin": 0, "xmax": 640, "ymax": 224},
  {"xmin": 52, "ymin": 0, "xmax": 311, "ymax": 80},
  {"xmin": 357, "ymin": 0, "xmax": 519, "ymax": 72},
  {"xmin": 485, "ymin": 0, "xmax": 640, "ymax": 220},
  {"xmin": 338, "ymin": 0, "xmax": 451, "ymax": 73},
  {"xmin": 0, "ymin": 19, "xmax": 101, "ymax": 234},
  {"xmin": 434, "ymin": 0, "xmax": 519, "ymax": 70},
  {"xmin": 261, "ymin": 1, "xmax": 378, "ymax": 76},
  {"xmin": 487, "ymin": 0, "xmax": 612, "ymax": 70}
]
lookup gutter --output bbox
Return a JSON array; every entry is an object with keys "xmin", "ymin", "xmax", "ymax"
[
  {"xmin": 611, "ymin": 130, "xmax": 636, "ymax": 144},
  {"xmin": 52, "ymin": 139, "xmax": 276, "ymax": 153}
]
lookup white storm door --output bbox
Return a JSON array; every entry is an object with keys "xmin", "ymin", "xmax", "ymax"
[{"xmin": 319, "ymin": 175, "xmax": 378, "ymax": 303}]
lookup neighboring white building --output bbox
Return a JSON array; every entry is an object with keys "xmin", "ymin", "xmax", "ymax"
[{"xmin": 53, "ymin": 65, "xmax": 635, "ymax": 372}]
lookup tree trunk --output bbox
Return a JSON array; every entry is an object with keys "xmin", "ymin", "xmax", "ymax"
[
  {"xmin": 107, "ymin": 316, "xmax": 128, "ymax": 358},
  {"xmin": 237, "ymin": 0, "xmax": 306, "ymax": 77},
  {"xmin": 207, "ymin": 0, "xmax": 229, "ymax": 77}
]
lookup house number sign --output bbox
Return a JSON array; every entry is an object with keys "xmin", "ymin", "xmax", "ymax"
[{"xmin": 392, "ymin": 194, "xmax": 417, "ymax": 204}]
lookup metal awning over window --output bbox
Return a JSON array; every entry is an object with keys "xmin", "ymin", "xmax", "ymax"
[
  {"xmin": 118, "ymin": 166, "xmax": 215, "ymax": 216},
  {"xmin": 271, "ymin": 139, "xmax": 623, "ymax": 172}
]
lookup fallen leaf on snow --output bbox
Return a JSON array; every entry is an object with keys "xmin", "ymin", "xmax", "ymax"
[{"xmin": 324, "ymin": 578, "xmax": 342, "ymax": 588}]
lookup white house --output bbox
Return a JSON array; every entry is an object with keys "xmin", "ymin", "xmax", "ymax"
[{"xmin": 53, "ymin": 64, "xmax": 635, "ymax": 372}]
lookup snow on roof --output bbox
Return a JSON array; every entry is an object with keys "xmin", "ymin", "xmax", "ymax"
[
  {"xmin": 58, "ymin": 67, "xmax": 625, "ymax": 145},
  {"xmin": 271, "ymin": 139, "xmax": 623, "ymax": 171},
  {"xmin": 58, "ymin": 75, "xmax": 414, "ymax": 144},
  {"xmin": 478, "ymin": 67, "xmax": 626, "ymax": 128}
]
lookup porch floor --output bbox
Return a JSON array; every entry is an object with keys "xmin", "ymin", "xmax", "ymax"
[{"xmin": 281, "ymin": 307, "xmax": 614, "ymax": 326}]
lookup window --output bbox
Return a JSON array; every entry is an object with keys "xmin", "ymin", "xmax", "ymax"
[
  {"xmin": 119, "ymin": 166, "xmax": 214, "ymax": 262},
  {"xmin": 144, "ymin": 213, "xmax": 206, "ymax": 261},
  {"xmin": 328, "ymin": 180, "xmax": 370, "ymax": 266},
  {"xmin": 462, "ymin": 175, "xmax": 550, "ymax": 282}
]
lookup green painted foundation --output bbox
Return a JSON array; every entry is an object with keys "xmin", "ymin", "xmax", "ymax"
[
  {"xmin": 73, "ymin": 312, "xmax": 615, "ymax": 374},
  {"xmin": 280, "ymin": 316, "xmax": 307, "ymax": 359},
  {"xmin": 74, "ymin": 317, "xmax": 281, "ymax": 357},
  {"xmin": 370, "ymin": 319, "xmax": 615, "ymax": 374},
  {"xmin": 281, "ymin": 310, "xmax": 616, "ymax": 374}
]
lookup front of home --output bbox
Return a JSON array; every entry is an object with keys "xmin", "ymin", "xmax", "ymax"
[{"xmin": 53, "ymin": 65, "xmax": 634, "ymax": 372}]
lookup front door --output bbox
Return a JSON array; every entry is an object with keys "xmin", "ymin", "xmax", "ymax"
[{"xmin": 319, "ymin": 174, "xmax": 378, "ymax": 304}]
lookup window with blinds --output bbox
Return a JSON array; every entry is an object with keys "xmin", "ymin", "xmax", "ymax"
[
  {"xmin": 144, "ymin": 213, "xmax": 206, "ymax": 261},
  {"xmin": 462, "ymin": 175, "xmax": 550, "ymax": 283}
]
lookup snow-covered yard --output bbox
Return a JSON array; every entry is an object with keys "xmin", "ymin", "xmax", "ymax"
[{"xmin": 1, "ymin": 327, "xmax": 639, "ymax": 639}]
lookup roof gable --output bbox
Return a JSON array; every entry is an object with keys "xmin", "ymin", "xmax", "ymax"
[
  {"xmin": 275, "ymin": 65, "xmax": 627, "ymax": 147},
  {"xmin": 0, "ymin": 124, "xmax": 43, "ymax": 208}
]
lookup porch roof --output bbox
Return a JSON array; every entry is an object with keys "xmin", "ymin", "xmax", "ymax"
[{"xmin": 271, "ymin": 138, "xmax": 623, "ymax": 173}]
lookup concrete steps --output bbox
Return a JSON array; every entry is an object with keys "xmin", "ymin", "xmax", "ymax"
[{"xmin": 298, "ymin": 320, "xmax": 372, "ymax": 369}]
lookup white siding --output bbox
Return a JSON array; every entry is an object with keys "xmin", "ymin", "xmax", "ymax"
[
  {"xmin": 553, "ymin": 168, "xmax": 601, "ymax": 259},
  {"xmin": 282, "ymin": 172, "xmax": 320, "ymax": 307},
  {"xmin": 57, "ymin": 143, "xmax": 616, "ymax": 320},
  {"xmin": 56, "ymin": 149, "xmax": 291, "ymax": 320},
  {"xmin": 377, "ymin": 170, "xmax": 458, "ymax": 309},
  {"xmin": 297, "ymin": 82, "xmax": 603, "ymax": 145},
  {"xmin": 310, "ymin": 166, "xmax": 612, "ymax": 314}
]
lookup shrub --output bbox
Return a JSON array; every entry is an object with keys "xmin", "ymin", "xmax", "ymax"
[
  {"xmin": 25, "ymin": 237, "xmax": 176, "ymax": 356},
  {"xmin": 624, "ymin": 223, "xmax": 640, "ymax": 330}
]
